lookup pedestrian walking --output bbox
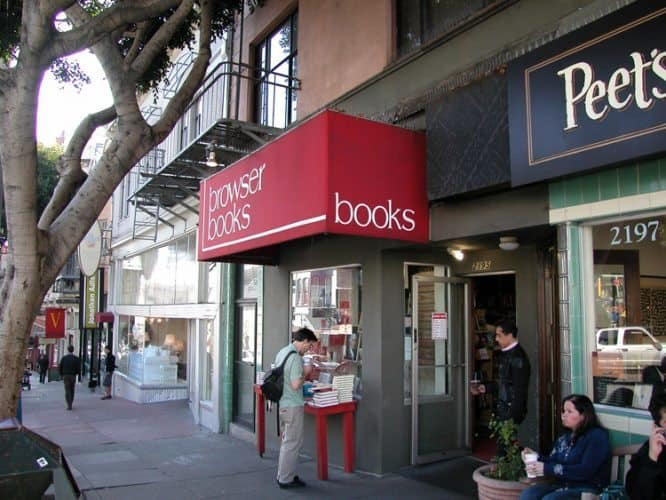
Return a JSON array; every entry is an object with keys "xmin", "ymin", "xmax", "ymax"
[
  {"xmin": 275, "ymin": 327, "xmax": 317, "ymax": 489},
  {"xmin": 38, "ymin": 351, "xmax": 49, "ymax": 383},
  {"xmin": 101, "ymin": 345, "xmax": 116, "ymax": 400},
  {"xmin": 58, "ymin": 345, "xmax": 81, "ymax": 410}
]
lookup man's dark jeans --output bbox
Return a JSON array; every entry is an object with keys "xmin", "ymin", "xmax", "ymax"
[{"xmin": 63, "ymin": 374, "xmax": 77, "ymax": 409}]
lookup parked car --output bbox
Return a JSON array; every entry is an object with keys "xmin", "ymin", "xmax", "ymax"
[{"xmin": 593, "ymin": 326, "xmax": 664, "ymax": 381}]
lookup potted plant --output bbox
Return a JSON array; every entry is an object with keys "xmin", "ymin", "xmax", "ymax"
[{"xmin": 472, "ymin": 417, "xmax": 530, "ymax": 500}]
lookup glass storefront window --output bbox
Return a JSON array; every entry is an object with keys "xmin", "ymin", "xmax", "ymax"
[
  {"xmin": 240, "ymin": 264, "xmax": 261, "ymax": 298},
  {"xmin": 290, "ymin": 266, "xmax": 362, "ymax": 395},
  {"xmin": 116, "ymin": 314, "xmax": 188, "ymax": 385},
  {"xmin": 119, "ymin": 233, "xmax": 197, "ymax": 305},
  {"xmin": 589, "ymin": 215, "xmax": 666, "ymax": 410}
]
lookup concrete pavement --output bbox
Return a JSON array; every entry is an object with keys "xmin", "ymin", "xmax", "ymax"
[{"xmin": 20, "ymin": 373, "xmax": 481, "ymax": 499}]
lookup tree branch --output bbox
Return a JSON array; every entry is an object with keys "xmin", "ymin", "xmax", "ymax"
[
  {"xmin": 130, "ymin": 0, "xmax": 194, "ymax": 77},
  {"xmin": 39, "ymin": 0, "xmax": 77, "ymax": 20},
  {"xmin": 38, "ymin": 106, "xmax": 117, "ymax": 231},
  {"xmin": 42, "ymin": 0, "xmax": 184, "ymax": 64},
  {"xmin": 152, "ymin": 0, "xmax": 213, "ymax": 139},
  {"xmin": 124, "ymin": 21, "xmax": 149, "ymax": 65}
]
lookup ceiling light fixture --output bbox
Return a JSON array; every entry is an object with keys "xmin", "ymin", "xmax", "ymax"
[
  {"xmin": 205, "ymin": 143, "xmax": 218, "ymax": 167},
  {"xmin": 499, "ymin": 236, "xmax": 519, "ymax": 251},
  {"xmin": 447, "ymin": 248, "xmax": 464, "ymax": 261}
]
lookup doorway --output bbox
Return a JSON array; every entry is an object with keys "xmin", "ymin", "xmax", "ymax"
[
  {"xmin": 233, "ymin": 301, "xmax": 257, "ymax": 428},
  {"xmin": 410, "ymin": 274, "xmax": 470, "ymax": 464},
  {"xmin": 469, "ymin": 273, "xmax": 516, "ymax": 460}
]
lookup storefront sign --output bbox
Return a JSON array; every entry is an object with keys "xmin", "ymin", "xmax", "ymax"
[
  {"xmin": 471, "ymin": 260, "xmax": 492, "ymax": 272},
  {"xmin": 198, "ymin": 110, "xmax": 427, "ymax": 261},
  {"xmin": 78, "ymin": 221, "xmax": 102, "ymax": 276},
  {"xmin": 432, "ymin": 312, "xmax": 448, "ymax": 340},
  {"xmin": 609, "ymin": 218, "xmax": 661, "ymax": 246},
  {"xmin": 508, "ymin": 3, "xmax": 665, "ymax": 186},
  {"xmin": 83, "ymin": 272, "xmax": 99, "ymax": 329},
  {"xmin": 45, "ymin": 307, "xmax": 65, "ymax": 338}
]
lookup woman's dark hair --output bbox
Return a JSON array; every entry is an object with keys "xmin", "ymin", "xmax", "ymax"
[
  {"xmin": 562, "ymin": 394, "xmax": 603, "ymax": 438},
  {"xmin": 649, "ymin": 393, "xmax": 666, "ymax": 425}
]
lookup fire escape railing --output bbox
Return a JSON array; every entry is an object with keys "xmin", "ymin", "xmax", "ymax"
[{"xmin": 126, "ymin": 59, "xmax": 300, "ymax": 241}]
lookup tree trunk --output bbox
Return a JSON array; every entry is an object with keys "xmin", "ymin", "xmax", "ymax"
[{"xmin": 0, "ymin": 59, "xmax": 52, "ymax": 418}]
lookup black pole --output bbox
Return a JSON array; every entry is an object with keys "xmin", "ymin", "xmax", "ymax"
[{"xmin": 78, "ymin": 272, "xmax": 85, "ymax": 382}]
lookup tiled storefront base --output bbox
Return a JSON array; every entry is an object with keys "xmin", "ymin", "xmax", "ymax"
[{"xmin": 113, "ymin": 372, "xmax": 188, "ymax": 403}]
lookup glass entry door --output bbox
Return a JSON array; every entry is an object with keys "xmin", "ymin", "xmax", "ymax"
[
  {"xmin": 411, "ymin": 275, "xmax": 470, "ymax": 464},
  {"xmin": 234, "ymin": 302, "xmax": 257, "ymax": 428}
]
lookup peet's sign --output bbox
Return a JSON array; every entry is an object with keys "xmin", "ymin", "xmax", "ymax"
[
  {"xmin": 509, "ymin": 3, "xmax": 665, "ymax": 186},
  {"xmin": 198, "ymin": 110, "xmax": 427, "ymax": 261}
]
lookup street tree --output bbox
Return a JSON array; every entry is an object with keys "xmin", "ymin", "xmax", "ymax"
[
  {"xmin": 0, "ymin": 0, "xmax": 241, "ymax": 419},
  {"xmin": 0, "ymin": 143, "xmax": 61, "ymax": 238}
]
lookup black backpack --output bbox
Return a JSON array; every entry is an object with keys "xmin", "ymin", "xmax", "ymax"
[{"xmin": 261, "ymin": 351, "xmax": 296, "ymax": 402}]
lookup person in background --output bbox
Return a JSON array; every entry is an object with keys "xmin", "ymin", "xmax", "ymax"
[
  {"xmin": 101, "ymin": 345, "xmax": 116, "ymax": 400},
  {"xmin": 58, "ymin": 345, "xmax": 81, "ymax": 410},
  {"xmin": 471, "ymin": 320, "xmax": 531, "ymax": 426},
  {"xmin": 625, "ymin": 393, "xmax": 666, "ymax": 500},
  {"xmin": 275, "ymin": 327, "xmax": 317, "ymax": 489},
  {"xmin": 642, "ymin": 357, "xmax": 666, "ymax": 408},
  {"xmin": 519, "ymin": 394, "xmax": 611, "ymax": 500},
  {"xmin": 38, "ymin": 351, "xmax": 49, "ymax": 383}
]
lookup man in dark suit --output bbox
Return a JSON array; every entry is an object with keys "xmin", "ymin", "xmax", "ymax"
[
  {"xmin": 58, "ymin": 345, "xmax": 81, "ymax": 410},
  {"xmin": 472, "ymin": 320, "xmax": 531, "ymax": 428}
]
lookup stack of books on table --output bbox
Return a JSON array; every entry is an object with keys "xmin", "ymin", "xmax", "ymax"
[
  {"xmin": 310, "ymin": 390, "xmax": 339, "ymax": 407},
  {"xmin": 332, "ymin": 375, "xmax": 355, "ymax": 403}
]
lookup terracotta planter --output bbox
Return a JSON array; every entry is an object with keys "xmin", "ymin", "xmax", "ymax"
[{"xmin": 472, "ymin": 464, "xmax": 530, "ymax": 500}]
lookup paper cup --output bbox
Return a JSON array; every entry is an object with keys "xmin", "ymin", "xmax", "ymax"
[{"xmin": 523, "ymin": 452, "xmax": 539, "ymax": 478}]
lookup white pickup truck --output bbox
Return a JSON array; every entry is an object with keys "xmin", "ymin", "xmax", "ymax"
[{"xmin": 594, "ymin": 326, "xmax": 665, "ymax": 380}]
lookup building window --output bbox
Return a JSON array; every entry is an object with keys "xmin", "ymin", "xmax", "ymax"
[
  {"xmin": 239, "ymin": 264, "xmax": 261, "ymax": 299},
  {"xmin": 290, "ymin": 266, "xmax": 362, "ymax": 395},
  {"xmin": 200, "ymin": 319, "xmax": 214, "ymax": 402},
  {"xmin": 396, "ymin": 0, "xmax": 509, "ymax": 57},
  {"xmin": 254, "ymin": 11, "xmax": 298, "ymax": 128},
  {"xmin": 588, "ymin": 214, "xmax": 666, "ymax": 411},
  {"xmin": 116, "ymin": 315, "xmax": 188, "ymax": 385},
  {"xmin": 119, "ymin": 232, "xmax": 197, "ymax": 305}
]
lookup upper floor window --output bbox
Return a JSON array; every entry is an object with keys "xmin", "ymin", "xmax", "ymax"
[
  {"xmin": 254, "ymin": 11, "xmax": 298, "ymax": 128},
  {"xmin": 397, "ymin": 0, "xmax": 509, "ymax": 57}
]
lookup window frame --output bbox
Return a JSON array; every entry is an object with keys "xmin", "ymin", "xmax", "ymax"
[{"xmin": 253, "ymin": 11, "xmax": 298, "ymax": 128}]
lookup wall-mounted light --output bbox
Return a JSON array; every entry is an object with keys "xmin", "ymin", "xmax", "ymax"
[
  {"xmin": 205, "ymin": 143, "xmax": 218, "ymax": 167},
  {"xmin": 447, "ymin": 248, "xmax": 464, "ymax": 261},
  {"xmin": 499, "ymin": 236, "xmax": 519, "ymax": 251}
]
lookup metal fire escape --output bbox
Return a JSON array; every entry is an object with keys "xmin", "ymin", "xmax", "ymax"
[{"xmin": 128, "ymin": 45, "xmax": 299, "ymax": 241}]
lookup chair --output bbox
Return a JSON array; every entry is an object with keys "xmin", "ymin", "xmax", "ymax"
[{"xmin": 610, "ymin": 443, "xmax": 641, "ymax": 485}]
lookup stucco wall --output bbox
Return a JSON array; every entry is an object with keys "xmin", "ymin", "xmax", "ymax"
[
  {"xmin": 236, "ymin": 0, "xmax": 391, "ymax": 122},
  {"xmin": 297, "ymin": 0, "xmax": 392, "ymax": 118}
]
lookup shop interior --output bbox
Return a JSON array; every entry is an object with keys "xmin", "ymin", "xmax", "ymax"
[
  {"xmin": 469, "ymin": 273, "xmax": 516, "ymax": 460},
  {"xmin": 590, "ymin": 216, "xmax": 666, "ymax": 410}
]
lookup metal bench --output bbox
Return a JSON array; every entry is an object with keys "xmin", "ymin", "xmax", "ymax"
[{"xmin": 610, "ymin": 443, "xmax": 641, "ymax": 485}]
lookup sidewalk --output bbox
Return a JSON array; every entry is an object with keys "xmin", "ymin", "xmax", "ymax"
[{"xmin": 20, "ymin": 373, "xmax": 480, "ymax": 499}]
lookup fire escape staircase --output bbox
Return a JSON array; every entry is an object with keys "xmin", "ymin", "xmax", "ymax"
[{"xmin": 128, "ymin": 60, "xmax": 295, "ymax": 242}]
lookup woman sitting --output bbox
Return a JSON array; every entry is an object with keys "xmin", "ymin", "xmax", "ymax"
[
  {"xmin": 625, "ymin": 393, "xmax": 666, "ymax": 500},
  {"xmin": 519, "ymin": 394, "xmax": 611, "ymax": 499}
]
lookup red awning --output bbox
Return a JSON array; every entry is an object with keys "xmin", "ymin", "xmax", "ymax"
[
  {"xmin": 95, "ymin": 311, "xmax": 114, "ymax": 323},
  {"xmin": 198, "ymin": 110, "xmax": 427, "ymax": 262}
]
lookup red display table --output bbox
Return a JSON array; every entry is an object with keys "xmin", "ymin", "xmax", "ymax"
[{"xmin": 253, "ymin": 384, "xmax": 356, "ymax": 480}]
